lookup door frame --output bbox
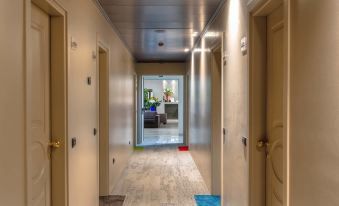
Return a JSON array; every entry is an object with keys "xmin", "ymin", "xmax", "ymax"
[
  {"xmin": 96, "ymin": 39, "xmax": 110, "ymax": 196},
  {"xmin": 136, "ymin": 75, "xmax": 145, "ymax": 145},
  {"xmin": 210, "ymin": 41, "xmax": 223, "ymax": 196},
  {"xmin": 24, "ymin": 0, "xmax": 68, "ymax": 205},
  {"xmin": 248, "ymin": 0, "xmax": 291, "ymax": 205},
  {"xmin": 136, "ymin": 75, "xmax": 187, "ymax": 146}
]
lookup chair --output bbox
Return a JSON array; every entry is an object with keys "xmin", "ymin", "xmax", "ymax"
[{"xmin": 144, "ymin": 111, "xmax": 160, "ymax": 128}]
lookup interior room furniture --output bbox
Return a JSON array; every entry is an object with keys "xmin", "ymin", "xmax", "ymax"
[{"xmin": 144, "ymin": 111, "xmax": 160, "ymax": 128}]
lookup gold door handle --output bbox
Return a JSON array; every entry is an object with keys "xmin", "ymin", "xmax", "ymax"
[
  {"xmin": 49, "ymin": 140, "xmax": 61, "ymax": 149},
  {"xmin": 257, "ymin": 139, "xmax": 269, "ymax": 149}
]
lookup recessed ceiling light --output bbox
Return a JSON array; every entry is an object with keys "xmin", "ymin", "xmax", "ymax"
[{"xmin": 184, "ymin": 48, "xmax": 190, "ymax": 52}]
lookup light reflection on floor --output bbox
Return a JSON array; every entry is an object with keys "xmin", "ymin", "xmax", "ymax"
[{"xmin": 139, "ymin": 119, "xmax": 183, "ymax": 146}]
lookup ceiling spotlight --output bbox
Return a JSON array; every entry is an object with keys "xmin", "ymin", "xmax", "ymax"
[
  {"xmin": 184, "ymin": 48, "xmax": 190, "ymax": 52},
  {"xmin": 158, "ymin": 41, "xmax": 164, "ymax": 47}
]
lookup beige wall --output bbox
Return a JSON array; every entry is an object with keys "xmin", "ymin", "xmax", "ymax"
[
  {"xmin": 0, "ymin": 1, "xmax": 25, "ymax": 205},
  {"xmin": 222, "ymin": 0, "xmax": 249, "ymax": 205},
  {"xmin": 0, "ymin": 0, "xmax": 135, "ymax": 206},
  {"xmin": 188, "ymin": 0, "xmax": 249, "ymax": 203},
  {"xmin": 136, "ymin": 62, "xmax": 187, "ymax": 75},
  {"xmin": 290, "ymin": 0, "xmax": 339, "ymax": 205},
  {"xmin": 188, "ymin": 41, "xmax": 213, "ymax": 192}
]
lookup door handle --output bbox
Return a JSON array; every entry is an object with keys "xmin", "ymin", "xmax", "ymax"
[{"xmin": 49, "ymin": 139, "xmax": 61, "ymax": 149}]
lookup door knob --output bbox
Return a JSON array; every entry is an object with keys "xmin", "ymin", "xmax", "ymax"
[
  {"xmin": 257, "ymin": 139, "xmax": 269, "ymax": 149},
  {"xmin": 49, "ymin": 140, "xmax": 61, "ymax": 149}
]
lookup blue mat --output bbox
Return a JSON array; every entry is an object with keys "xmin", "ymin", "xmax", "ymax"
[{"xmin": 194, "ymin": 195, "xmax": 221, "ymax": 206}]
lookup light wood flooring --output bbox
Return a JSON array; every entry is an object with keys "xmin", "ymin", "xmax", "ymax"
[{"xmin": 112, "ymin": 147, "xmax": 209, "ymax": 206}]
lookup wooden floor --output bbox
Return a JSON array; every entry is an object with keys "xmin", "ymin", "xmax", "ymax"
[{"xmin": 112, "ymin": 147, "xmax": 209, "ymax": 206}]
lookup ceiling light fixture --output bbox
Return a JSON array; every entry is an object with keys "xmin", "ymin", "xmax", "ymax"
[
  {"xmin": 184, "ymin": 48, "xmax": 190, "ymax": 52},
  {"xmin": 204, "ymin": 32, "xmax": 220, "ymax": 38}
]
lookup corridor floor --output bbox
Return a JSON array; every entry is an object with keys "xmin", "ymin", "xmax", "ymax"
[{"xmin": 112, "ymin": 147, "xmax": 209, "ymax": 206}]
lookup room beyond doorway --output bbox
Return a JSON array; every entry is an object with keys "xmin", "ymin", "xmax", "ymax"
[{"xmin": 137, "ymin": 75, "xmax": 184, "ymax": 146}]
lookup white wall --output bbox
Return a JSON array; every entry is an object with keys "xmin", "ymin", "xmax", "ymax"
[
  {"xmin": 144, "ymin": 79, "xmax": 180, "ymax": 113},
  {"xmin": 0, "ymin": 0, "xmax": 135, "ymax": 206}
]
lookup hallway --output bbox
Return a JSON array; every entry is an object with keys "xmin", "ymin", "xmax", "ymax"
[
  {"xmin": 2, "ymin": 0, "xmax": 339, "ymax": 206},
  {"xmin": 112, "ymin": 147, "xmax": 209, "ymax": 206}
]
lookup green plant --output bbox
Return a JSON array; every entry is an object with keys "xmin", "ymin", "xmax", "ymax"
[
  {"xmin": 144, "ymin": 88, "xmax": 161, "ymax": 110},
  {"xmin": 144, "ymin": 88, "xmax": 151, "ymax": 110},
  {"xmin": 148, "ymin": 97, "xmax": 161, "ymax": 107}
]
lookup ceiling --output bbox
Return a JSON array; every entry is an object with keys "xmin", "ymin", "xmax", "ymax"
[{"xmin": 97, "ymin": 0, "xmax": 224, "ymax": 62}]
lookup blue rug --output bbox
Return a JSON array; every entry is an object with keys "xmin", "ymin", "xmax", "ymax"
[{"xmin": 194, "ymin": 195, "xmax": 221, "ymax": 206}]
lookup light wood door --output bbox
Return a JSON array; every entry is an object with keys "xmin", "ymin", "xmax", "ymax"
[
  {"xmin": 30, "ymin": 4, "xmax": 51, "ymax": 206},
  {"xmin": 266, "ymin": 5, "xmax": 284, "ymax": 206}
]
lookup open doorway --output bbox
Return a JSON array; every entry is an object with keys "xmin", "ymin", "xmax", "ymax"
[{"xmin": 137, "ymin": 75, "xmax": 184, "ymax": 146}]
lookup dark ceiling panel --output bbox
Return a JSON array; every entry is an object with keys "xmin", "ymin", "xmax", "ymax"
[
  {"xmin": 97, "ymin": 0, "xmax": 223, "ymax": 62},
  {"xmin": 99, "ymin": 0, "xmax": 221, "ymax": 6}
]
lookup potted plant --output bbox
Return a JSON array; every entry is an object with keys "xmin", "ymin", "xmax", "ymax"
[
  {"xmin": 148, "ymin": 97, "xmax": 161, "ymax": 111},
  {"xmin": 163, "ymin": 88, "xmax": 174, "ymax": 102}
]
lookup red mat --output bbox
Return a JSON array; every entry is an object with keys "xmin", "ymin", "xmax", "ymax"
[{"xmin": 178, "ymin": 146, "xmax": 189, "ymax": 151}]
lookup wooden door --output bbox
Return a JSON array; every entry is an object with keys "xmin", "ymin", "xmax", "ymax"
[
  {"xmin": 30, "ymin": 4, "xmax": 51, "ymax": 206},
  {"xmin": 266, "ymin": 5, "xmax": 284, "ymax": 206}
]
